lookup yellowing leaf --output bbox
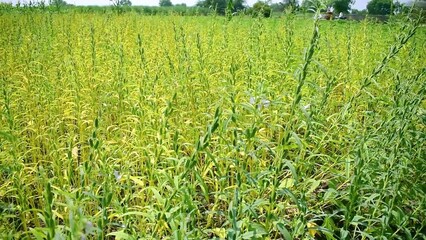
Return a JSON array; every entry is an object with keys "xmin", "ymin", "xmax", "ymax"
[
  {"xmin": 307, "ymin": 222, "xmax": 319, "ymax": 237},
  {"xmin": 72, "ymin": 146, "xmax": 79, "ymax": 159},
  {"xmin": 130, "ymin": 176, "xmax": 145, "ymax": 187},
  {"xmin": 212, "ymin": 228, "xmax": 226, "ymax": 239},
  {"xmin": 279, "ymin": 178, "xmax": 294, "ymax": 189},
  {"xmin": 202, "ymin": 162, "xmax": 214, "ymax": 178},
  {"xmin": 52, "ymin": 210, "xmax": 64, "ymax": 221}
]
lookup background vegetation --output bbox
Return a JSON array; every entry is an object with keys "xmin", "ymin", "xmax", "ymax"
[
  {"xmin": 0, "ymin": 6, "xmax": 425, "ymax": 240},
  {"xmin": 1, "ymin": 0, "xmax": 425, "ymax": 17}
]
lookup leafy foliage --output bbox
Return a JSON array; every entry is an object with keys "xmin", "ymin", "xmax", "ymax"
[
  {"xmin": 251, "ymin": 1, "xmax": 272, "ymax": 17},
  {"xmin": 271, "ymin": 0, "xmax": 299, "ymax": 13},
  {"xmin": 367, "ymin": 0, "xmax": 392, "ymax": 14},
  {"xmin": 110, "ymin": 0, "xmax": 132, "ymax": 14},
  {"xmin": 49, "ymin": 0, "xmax": 69, "ymax": 11},
  {"xmin": 159, "ymin": 0, "xmax": 173, "ymax": 7},
  {"xmin": 110, "ymin": 0, "xmax": 132, "ymax": 7},
  {"xmin": 332, "ymin": 0, "xmax": 353, "ymax": 13}
]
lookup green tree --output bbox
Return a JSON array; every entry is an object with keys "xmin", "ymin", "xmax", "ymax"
[
  {"xmin": 270, "ymin": 2, "xmax": 285, "ymax": 12},
  {"xmin": 233, "ymin": 0, "xmax": 246, "ymax": 11},
  {"xmin": 122, "ymin": 0, "xmax": 132, "ymax": 6},
  {"xmin": 197, "ymin": 0, "xmax": 226, "ymax": 14},
  {"xmin": 110, "ymin": 0, "xmax": 132, "ymax": 14},
  {"xmin": 49, "ymin": 0, "xmax": 68, "ymax": 11},
  {"xmin": 159, "ymin": 0, "xmax": 173, "ymax": 7},
  {"xmin": 271, "ymin": 0, "xmax": 299, "ymax": 13},
  {"xmin": 251, "ymin": 1, "xmax": 272, "ymax": 17},
  {"xmin": 405, "ymin": 0, "xmax": 426, "ymax": 8},
  {"xmin": 110, "ymin": 0, "xmax": 132, "ymax": 7},
  {"xmin": 332, "ymin": 0, "xmax": 353, "ymax": 13},
  {"xmin": 367, "ymin": 0, "xmax": 392, "ymax": 14},
  {"xmin": 352, "ymin": 8, "xmax": 367, "ymax": 14}
]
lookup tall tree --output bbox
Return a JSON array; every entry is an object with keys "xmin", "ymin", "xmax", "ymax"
[
  {"xmin": 121, "ymin": 0, "xmax": 132, "ymax": 6},
  {"xmin": 252, "ymin": 1, "xmax": 272, "ymax": 17},
  {"xmin": 404, "ymin": 0, "xmax": 426, "ymax": 9},
  {"xmin": 160, "ymin": 0, "xmax": 173, "ymax": 7},
  {"xmin": 271, "ymin": 0, "xmax": 299, "ymax": 12},
  {"xmin": 233, "ymin": 0, "xmax": 246, "ymax": 11},
  {"xmin": 110, "ymin": 0, "xmax": 131, "ymax": 14},
  {"xmin": 197, "ymin": 0, "xmax": 227, "ymax": 14},
  {"xmin": 367, "ymin": 0, "xmax": 392, "ymax": 14},
  {"xmin": 110, "ymin": 0, "xmax": 132, "ymax": 7},
  {"xmin": 332, "ymin": 0, "xmax": 353, "ymax": 13},
  {"xmin": 49, "ymin": 0, "xmax": 68, "ymax": 11}
]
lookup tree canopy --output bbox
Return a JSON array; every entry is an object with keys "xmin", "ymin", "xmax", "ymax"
[
  {"xmin": 270, "ymin": 0, "xmax": 299, "ymax": 13},
  {"xmin": 49, "ymin": 0, "xmax": 68, "ymax": 6},
  {"xmin": 159, "ymin": 0, "xmax": 173, "ymax": 7},
  {"xmin": 404, "ymin": 0, "xmax": 426, "ymax": 9},
  {"xmin": 252, "ymin": 1, "xmax": 272, "ymax": 17},
  {"xmin": 367, "ymin": 0, "xmax": 392, "ymax": 14},
  {"xmin": 110, "ymin": 0, "xmax": 132, "ymax": 7},
  {"xmin": 332, "ymin": 0, "xmax": 353, "ymax": 13}
]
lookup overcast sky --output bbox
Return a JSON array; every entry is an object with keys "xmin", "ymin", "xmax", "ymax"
[{"xmin": 0, "ymin": 0, "xmax": 385, "ymax": 10}]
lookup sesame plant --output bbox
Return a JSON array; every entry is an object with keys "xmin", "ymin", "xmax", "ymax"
[{"xmin": 0, "ymin": 10, "xmax": 425, "ymax": 240}]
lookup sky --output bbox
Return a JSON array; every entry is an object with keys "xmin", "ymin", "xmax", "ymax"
[{"xmin": 0, "ymin": 0, "xmax": 398, "ymax": 10}]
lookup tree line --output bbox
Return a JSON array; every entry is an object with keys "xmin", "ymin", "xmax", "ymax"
[
  {"xmin": 2, "ymin": 0, "xmax": 425, "ymax": 16},
  {"xmin": 194, "ymin": 0, "xmax": 426, "ymax": 16}
]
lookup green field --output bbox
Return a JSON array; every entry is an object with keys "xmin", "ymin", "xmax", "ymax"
[{"xmin": 0, "ymin": 12, "xmax": 425, "ymax": 239}]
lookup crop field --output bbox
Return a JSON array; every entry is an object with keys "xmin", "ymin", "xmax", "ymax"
[{"xmin": 0, "ymin": 12, "xmax": 425, "ymax": 239}]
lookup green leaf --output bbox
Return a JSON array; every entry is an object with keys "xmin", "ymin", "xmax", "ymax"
[
  {"xmin": 106, "ymin": 230, "xmax": 133, "ymax": 240},
  {"xmin": 278, "ymin": 178, "xmax": 295, "ymax": 189},
  {"xmin": 340, "ymin": 229, "xmax": 349, "ymax": 239},
  {"xmin": 241, "ymin": 231, "xmax": 255, "ymax": 239},
  {"xmin": 149, "ymin": 187, "xmax": 165, "ymax": 205},
  {"xmin": 0, "ymin": 131, "xmax": 16, "ymax": 142},
  {"xmin": 29, "ymin": 228, "xmax": 48, "ymax": 240},
  {"xmin": 307, "ymin": 179, "xmax": 321, "ymax": 195},
  {"xmin": 284, "ymin": 161, "xmax": 298, "ymax": 185},
  {"xmin": 291, "ymin": 131, "xmax": 304, "ymax": 149},
  {"xmin": 276, "ymin": 223, "xmax": 292, "ymax": 240}
]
